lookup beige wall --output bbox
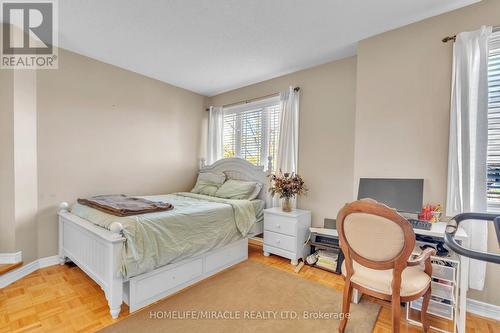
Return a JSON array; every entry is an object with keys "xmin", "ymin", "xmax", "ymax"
[
  {"xmin": 1, "ymin": 47, "xmax": 205, "ymax": 260},
  {"xmin": 35, "ymin": 49, "xmax": 205, "ymax": 258},
  {"xmin": 354, "ymin": 0, "xmax": 500, "ymax": 305},
  {"xmin": 14, "ymin": 70, "xmax": 38, "ymax": 263},
  {"xmin": 0, "ymin": 66, "xmax": 15, "ymax": 253},
  {"xmin": 209, "ymin": 57, "xmax": 357, "ymax": 227},
  {"xmin": 0, "ymin": 37, "xmax": 38, "ymax": 260},
  {"xmin": 468, "ymin": 223, "xmax": 500, "ymax": 305}
]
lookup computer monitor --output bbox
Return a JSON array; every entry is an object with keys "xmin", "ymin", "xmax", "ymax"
[{"xmin": 357, "ymin": 178, "xmax": 424, "ymax": 214}]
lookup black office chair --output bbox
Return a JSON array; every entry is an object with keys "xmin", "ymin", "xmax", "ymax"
[{"xmin": 445, "ymin": 213, "xmax": 500, "ymax": 264}]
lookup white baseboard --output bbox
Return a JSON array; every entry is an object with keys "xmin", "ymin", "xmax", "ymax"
[
  {"xmin": 467, "ymin": 298, "xmax": 500, "ymax": 321},
  {"xmin": 0, "ymin": 251, "xmax": 22, "ymax": 264},
  {"xmin": 0, "ymin": 255, "xmax": 62, "ymax": 288},
  {"xmin": 38, "ymin": 255, "xmax": 61, "ymax": 268}
]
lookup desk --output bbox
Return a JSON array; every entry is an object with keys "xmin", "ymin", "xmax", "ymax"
[
  {"xmin": 413, "ymin": 221, "xmax": 468, "ymax": 241},
  {"xmin": 347, "ymin": 222, "xmax": 469, "ymax": 333}
]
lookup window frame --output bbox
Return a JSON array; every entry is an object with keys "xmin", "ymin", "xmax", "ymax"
[
  {"xmin": 487, "ymin": 29, "xmax": 500, "ymax": 212},
  {"xmin": 222, "ymin": 96, "xmax": 281, "ymax": 170}
]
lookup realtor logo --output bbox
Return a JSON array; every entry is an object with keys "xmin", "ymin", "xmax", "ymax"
[{"xmin": 1, "ymin": 0, "xmax": 58, "ymax": 68}]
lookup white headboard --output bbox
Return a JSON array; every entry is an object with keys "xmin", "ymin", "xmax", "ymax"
[{"xmin": 200, "ymin": 157, "xmax": 273, "ymax": 208}]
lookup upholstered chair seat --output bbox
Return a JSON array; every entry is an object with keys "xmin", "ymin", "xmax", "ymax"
[
  {"xmin": 341, "ymin": 260, "xmax": 431, "ymax": 296},
  {"xmin": 337, "ymin": 199, "xmax": 435, "ymax": 333}
]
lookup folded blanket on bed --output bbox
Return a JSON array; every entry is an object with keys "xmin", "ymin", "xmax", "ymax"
[{"xmin": 77, "ymin": 195, "xmax": 173, "ymax": 216}]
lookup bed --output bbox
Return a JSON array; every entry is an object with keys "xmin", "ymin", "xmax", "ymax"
[{"xmin": 58, "ymin": 157, "xmax": 272, "ymax": 318}]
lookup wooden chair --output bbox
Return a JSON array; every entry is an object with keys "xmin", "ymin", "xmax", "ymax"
[{"xmin": 336, "ymin": 199, "xmax": 435, "ymax": 333}]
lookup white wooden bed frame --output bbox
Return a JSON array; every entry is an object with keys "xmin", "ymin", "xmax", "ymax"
[{"xmin": 58, "ymin": 157, "xmax": 272, "ymax": 318}]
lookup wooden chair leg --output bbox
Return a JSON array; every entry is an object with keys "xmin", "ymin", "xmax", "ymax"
[
  {"xmin": 339, "ymin": 281, "xmax": 353, "ymax": 333},
  {"xmin": 391, "ymin": 293, "xmax": 401, "ymax": 333},
  {"xmin": 421, "ymin": 285, "xmax": 432, "ymax": 332}
]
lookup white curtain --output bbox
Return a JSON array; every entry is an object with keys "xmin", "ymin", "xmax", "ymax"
[
  {"xmin": 446, "ymin": 26, "xmax": 492, "ymax": 290},
  {"xmin": 206, "ymin": 106, "xmax": 224, "ymax": 165},
  {"xmin": 274, "ymin": 86, "xmax": 300, "ymax": 207}
]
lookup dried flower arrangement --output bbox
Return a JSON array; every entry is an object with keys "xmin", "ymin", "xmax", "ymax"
[{"xmin": 269, "ymin": 170, "xmax": 308, "ymax": 212}]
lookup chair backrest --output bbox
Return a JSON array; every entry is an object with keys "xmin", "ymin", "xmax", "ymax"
[{"xmin": 337, "ymin": 199, "xmax": 416, "ymax": 272}]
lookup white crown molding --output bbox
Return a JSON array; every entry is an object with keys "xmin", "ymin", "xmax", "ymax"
[
  {"xmin": 0, "ymin": 255, "xmax": 62, "ymax": 289},
  {"xmin": 0, "ymin": 251, "xmax": 22, "ymax": 264},
  {"xmin": 467, "ymin": 298, "xmax": 500, "ymax": 321}
]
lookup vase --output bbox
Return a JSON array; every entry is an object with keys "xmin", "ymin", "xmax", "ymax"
[{"xmin": 281, "ymin": 197, "xmax": 292, "ymax": 212}]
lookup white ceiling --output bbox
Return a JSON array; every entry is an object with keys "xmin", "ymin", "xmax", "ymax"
[{"xmin": 59, "ymin": 0, "xmax": 479, "ymax": 96}]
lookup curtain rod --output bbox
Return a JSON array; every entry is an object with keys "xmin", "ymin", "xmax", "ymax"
[
  {"xmin": 442, "ymin": 35, "xmax": 456, "ymax": 43},
  {"xmin": 442, "ymin": 25, "xmax": 499, "ymax": 43},
  {"xmin": 205, "ymin": 86, "xmax": 300, "ymax": 111}
]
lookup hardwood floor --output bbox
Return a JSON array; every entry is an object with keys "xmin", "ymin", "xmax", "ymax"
[
  {"xmin": 0, "ymin": 264, "xmax": 22, "ymax": 276},
  {"xmin": 0, "ymin": 243, "xmax": 498, "ymax": 332}
]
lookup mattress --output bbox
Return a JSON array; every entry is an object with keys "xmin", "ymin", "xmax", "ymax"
[{"xmin": 71, "ymin": 193, "xmax": 259, "ymax": 278}]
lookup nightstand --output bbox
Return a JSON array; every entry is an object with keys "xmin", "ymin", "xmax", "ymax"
[{"xmin": 263, "ymin": 207, "xmax": 311, "ymax": 265}]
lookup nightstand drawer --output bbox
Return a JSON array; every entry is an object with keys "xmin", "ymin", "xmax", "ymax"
[
  {"xmin": 264, "ymin": 231, "xmax": 296, "ymax": 252},
  {"xmin": 264, "ymin": 214, "xmax": 297, "ymax": 236}
]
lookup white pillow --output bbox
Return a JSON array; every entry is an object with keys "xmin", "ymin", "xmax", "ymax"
[
  {"xmin": 221, "ymin": 173, "xmax": 263, "ymax": 200},
  {"xmin": 191, "ymin": 172, "xmax": 226, "ymax": 196},
  {"xmin": 248, "ymin": 183, "xmax": 263, "ymax": 200}
]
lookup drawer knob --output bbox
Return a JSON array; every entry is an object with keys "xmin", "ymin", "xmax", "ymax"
[
  {"xmin": 276, "ymin": 240, "xmax": 281, "ymax": 244},
  {"xmin": 276, "ymin": 224, "xmax": 281, "ymax": 228}
]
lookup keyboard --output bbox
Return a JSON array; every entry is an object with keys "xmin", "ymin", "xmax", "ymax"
[{"xmin": 408, "ymin": 219, "xmax": 432, "ymax": 230}]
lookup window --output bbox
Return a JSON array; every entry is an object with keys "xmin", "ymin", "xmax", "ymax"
[
  {"xmin": 487, "ymin": 30, "xmax": 500, "ymax": 210},
  {"xmin": 223, "ymin": 97, "xmax": 281, "ymax": 170}
]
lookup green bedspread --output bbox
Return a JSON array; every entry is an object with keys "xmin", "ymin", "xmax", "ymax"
[{"xmin": 70, "ymin": 192, "xmax": 256, "ymax": 278}]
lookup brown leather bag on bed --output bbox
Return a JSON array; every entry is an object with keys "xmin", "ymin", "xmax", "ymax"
[{"xmin": 77, "ymin": 195, "xmax": 174, "ymax": 217}]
